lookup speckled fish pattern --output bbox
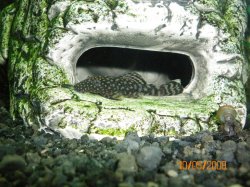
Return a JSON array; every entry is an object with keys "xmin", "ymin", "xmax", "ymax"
[{"xmin": 74, "ymin": 72, "xmax": 183, "ymax": 99}]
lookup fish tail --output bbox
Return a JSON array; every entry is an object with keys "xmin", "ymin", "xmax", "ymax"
[{"xmin": 159, "ymin": 81, "xmax": 183, "ymax": 95}]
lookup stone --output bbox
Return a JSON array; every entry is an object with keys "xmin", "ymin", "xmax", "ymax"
[
  {"xmin": 52, "ymin": 173, "xmax": 67, "ymax": 186},
  {"xmin": 201, "ymin": 134, "xmax": 214, "ymax": 143},
  {"xmin": 115, "ymin": 138, "xmax": 140, "ymax": 153},
  {"xmin": 62, "ymin": 160, "xmax": 76, "ymax": 177},
  {"xmin": 162, "ymin": 161, "xmax": 179, "ymax": 174},
  {"xmin": 147, "ymin": 181, "xmax": 159, "ymax": 187},
  {"xmin": 222, "ymin": 140, "xmax": 237, "ymax": 152},
  {"xmin": 155, "ymin": 174, "xmax": 168, "ymax": 187},
  {"xmin": 166, "ymin": 170, "xmax": 178, "ymax": 178},
  {"xmin": 228, "ymin": 185, "xmax": 243, "ymax": 187},
  {"xmin": 125, "ymin": 131, "xmax": 141, "ymax": 143},
  {"xmin": 0, "ymin": 0, "xmax": 247, "ymax": 139},
  {"xmin": 118, "ymin": 183, "xmax": 133, "ymax": 187},
  {"xmin": 219, "ymin": 151, "xmax": 235, "ymax": 162},
  {"xmin": 116, "ymin": 153, "xmax": 138, "ymax": 174},
  {"xmin": 236, "ymin": 142, "xmax": 250, "ymax": 163},
  {"xmin": 25, "ymin": 152, "xmax": 41, "ymax": 164},
  {"xmin": 168, "ymin": 177, "xmax": 184, "ymax": 187},
  {"xmin": 216, "ymin": 140, "xmax": 237, "ymax": 162},
  {"xmin": 134, "ymin": 182, "xmax": 147, "ymax": 187},
  {"xmin": 0, "ymin": 155, "xmax": 26, "ymax": 171},
  {"xmin": 202, "ymin": 180, "xmax": 224, "ymax": 187},
  {"xmin": 124, "ymin": 139, "xmax": 140, "ymax": 153},
  {"xmin": 136, "ymin": 146, "xmax": 163, "ymax": 171}
]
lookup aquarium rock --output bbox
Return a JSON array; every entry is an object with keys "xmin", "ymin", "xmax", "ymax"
[{"xmin": 0, "ymin": 0, "xmax": 248, "ymax": 138}]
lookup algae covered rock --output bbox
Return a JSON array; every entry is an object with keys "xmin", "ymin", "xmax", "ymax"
[{"xmin": 0, "ymin": 0, "xmax": 248, "ymax": 138}]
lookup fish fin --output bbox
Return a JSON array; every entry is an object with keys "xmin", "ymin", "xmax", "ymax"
[
  {"xmin": 119, "ymin": 72, "xmax": 147, "ymax": 85},
  {"xmin": 61, "ymin": 84, "xmax": 74, "ymax": 89}
]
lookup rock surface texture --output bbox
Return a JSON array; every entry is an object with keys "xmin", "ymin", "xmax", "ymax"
[{"xmin": 0, "ymin": 0, "xmax": 248, "ymax": 138}]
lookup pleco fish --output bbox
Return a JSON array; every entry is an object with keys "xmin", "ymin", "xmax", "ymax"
[{"xmin": 74, "ymin": 72, "xmax": 183, "ymax": 99}]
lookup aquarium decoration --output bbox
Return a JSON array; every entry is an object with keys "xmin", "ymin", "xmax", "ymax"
[{"xmin": 0, "ymin": 0, "xmax": 248, "ymax": 139}]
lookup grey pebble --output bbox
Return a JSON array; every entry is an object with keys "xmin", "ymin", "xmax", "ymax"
[
  {"xmin": 162, "ymin": 141, "xmax": 173, "ymax": 155},
  {"xmin": 115, "ymin": 138, "xmax": 140, "ymax": 153},
  {"xmin": 125, "ymin": 131, "xmax": 141, "ymax": 143},
  {"xmin": 136, "ymin": 146, "xmax": 163, "ymax": 171},
  {"xmin": 32, "ymin": 135, "xmax": 48, "ymax": 148},
  {"xmin": 216, "ymin": 150, "xmax": 235, "ymax": 162},
  {"xmin": 0, "ymin": 104, "xmax": 250, "ymax": 187},
  {"xmin": 236, "ymin": 142, "xmax": 250, "ymax": 164},
  {"xmin": 168, "ymin": 177, "xmax": 184, "ymax": 187},
  {"xmin": 222, "ymin": 140, "xmax": 237, "ymax": 152},
  {"xmin": 201, "ymin": 134, "xmax": 214, "ymax": 143}
]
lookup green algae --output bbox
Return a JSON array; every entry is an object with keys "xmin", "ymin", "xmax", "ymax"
[
  {"xmin": 0, "ymin": 4, "xmax": 15, "ymax": 64},
  {"xmin": 91, "ymin": 126, "xmax": 136, "ymax": 137}
]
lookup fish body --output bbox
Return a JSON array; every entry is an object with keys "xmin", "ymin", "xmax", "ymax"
[{"xmin": 74, "ymin": 72, "xmax": 183, "ymax": 99}]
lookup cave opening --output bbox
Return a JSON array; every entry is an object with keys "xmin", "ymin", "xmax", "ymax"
[{"xmin": 76, "ymin": 47, "xmax": 194, "ymax": 88}]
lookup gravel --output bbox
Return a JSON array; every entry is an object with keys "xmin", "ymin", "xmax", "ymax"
[{"xmin": 0, "ymin": 106, "xmax": 250, "ymax": 187}]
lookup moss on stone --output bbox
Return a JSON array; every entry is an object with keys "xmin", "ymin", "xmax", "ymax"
[
  {"xmin": 0, "ymin": 4, "xmax": 15, "ymax": 64},
  {"xmin": 92, "ymin": 126, "xmax": 136, "ymax": 137},
  {"xmin": 167, "ymin": 127, "xmax": 178, "ymax": 136},
  {"xmin": 104, "ymin": 0, "xmax": 118, "ymax": 10}
]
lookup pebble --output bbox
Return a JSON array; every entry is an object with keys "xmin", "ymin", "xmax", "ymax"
[
  {"xmin": 0, "ymin": 155, "xmax": 26, "ymax": 171},
  {"xmin": 118, "ymin": 182, "xmax": 133, "ymax": 187},
  {"xmin": 166, "ymin": 170, "xmax": 178, "ymax": 177},
  {"xmin": 156, "ymin": 136, "xmax": 169, "ymax": 146},
  {"xmin": 202, "ymin": 179, "xmax": 224, "ymax": 187},
  {"xmin": 162, "ymin": 141, "xmax": 173, "ymax": 155},
  {"xmin": 116, "ymin": 153, "xmax": 138, "ymax": 174},
  {"xmin": 180, "ymin": 174, "xmax": 194, "ymax": 184},
  {"xmin": 62, "ymin": 160, "xmax": 76, "ymax": 177},
  {"xmin": 228, "ymin": 184, "xmax": 243, "ymax": 187},
  {"xmin": 246, "ymin": 180, "xmax": 250, "ymax": 186},
  {"xmin": 25, "ymin": 152, "xmax": 41, "ymax": 164},
  {"xmin": 147, "ymin": 181, "xmax": 159, "ymax": 187},
  {"xmin": 136, "ymin": 146, "xmax": 163, "ymax": 171},
  {"xmin": 168, "ymin": 177, "xmax": 184, "ymax": 187},
  {"xmin": 0, "ymin": 105, "xmax": 250, "ymax": 186},
  {"xmin": 52, "ymin": 173, "xmax": 67, "ymax": 186},
  {"xmin": 238, "ymin": 165, "xmax": 248, "ymax": 176},
  {"xmin": 162, "ymin": 161, "xmax": 179, "ymax": 174},
  {"xmin": 155, "ymin": 174, "xmax": 168, "ymax": 186},
  {"xmin": 32, "ymin": 136, "xmax": 48, "ymax": 148},
  {"xmin": 222, "ymin": 140, "xmax": 237, "ymax": 152},
  {"xmin": 202, "ymin": 141, "xmax": 217, "ymax": 154},
  {"xmin": 124, "ymin": 139, "xmax": 140, "ymax": 153},
  {"xmin": 216, "ymin": 150, "xmax": 235, "ymax": 162},
  {"xmin": 182, "ymin": 146, "xmax": 203, "ymax": 160},
  {"xmin": 236, "ymin": 142, "xmax": 250, "ymax": 163},
  {"xmin": 201, "ymin": 134, "xmax": 214, "ymax": 143},
  {"xmin": 125, "ymin": 131, "xmax": 141, "ymax": 143},
  {"xmin": 134, "ymin": 182, "xmax": 147, "ymax": 187},
  {"xmin": 115, "ymin": 139, "xmax": 140, "ymax": 153}
]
